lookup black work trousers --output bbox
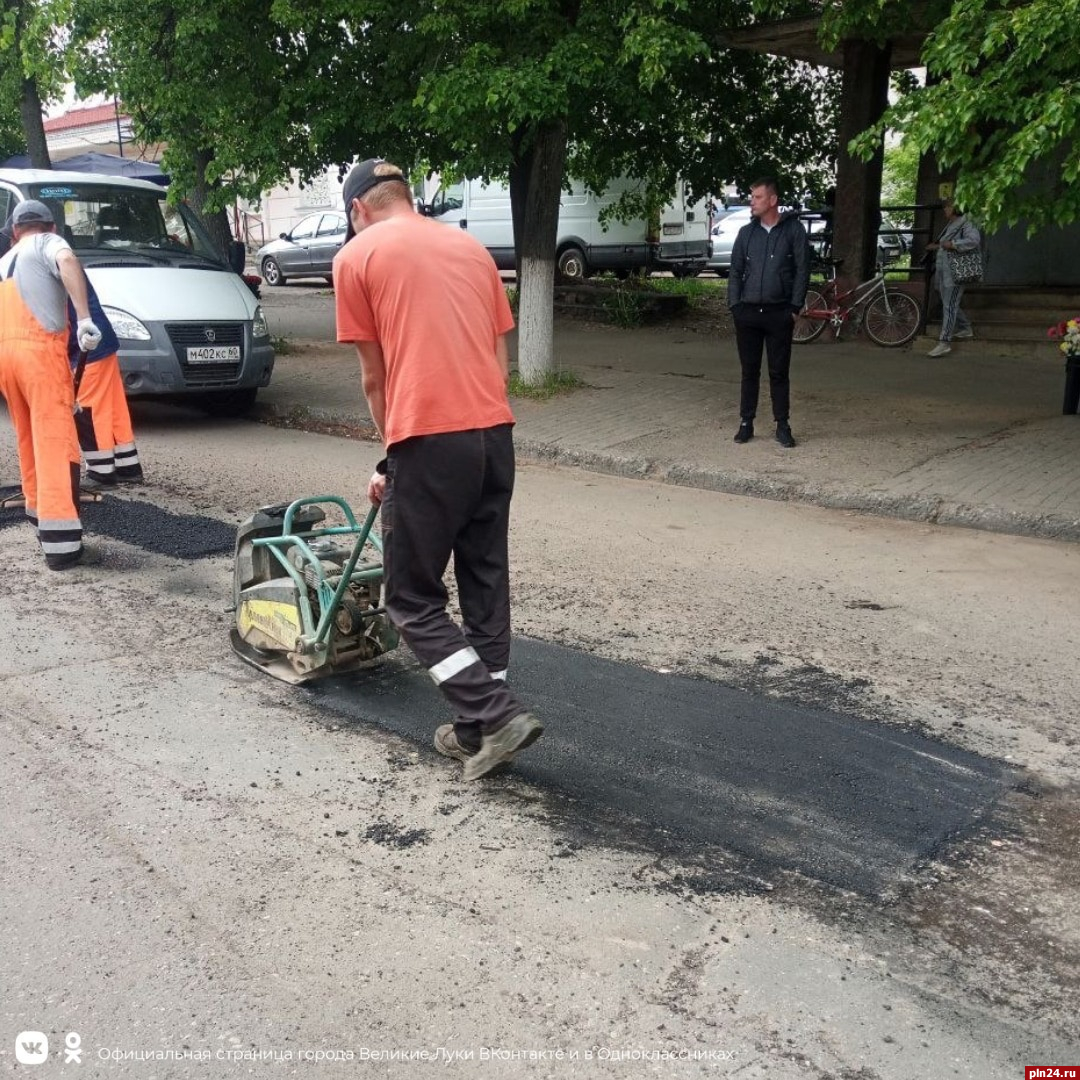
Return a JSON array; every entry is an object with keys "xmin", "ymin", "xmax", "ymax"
[
  {"xmin": 381, "ymin": 424, "xmax": 524, "ymax": 749},
  {"xmin": 733, "ymin": 303, "xmax": 794, "ymax": 422}
]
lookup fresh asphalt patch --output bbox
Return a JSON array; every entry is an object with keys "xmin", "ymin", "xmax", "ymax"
[
  {"xmin": 0, "ymin": 483, "xmax": 1014, "ymax": 899},
  {"xmin": 0, "ymin": 491, "xmax": 235, "ymax": 560},
  {"xmin": 309, "ymin": 639, "xmax": 1016, "ymax": 901}
]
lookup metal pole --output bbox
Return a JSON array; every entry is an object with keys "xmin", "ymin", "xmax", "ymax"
[{"xmin": 114, "ymin": 98, "xmax": 124, "ymax": 158}]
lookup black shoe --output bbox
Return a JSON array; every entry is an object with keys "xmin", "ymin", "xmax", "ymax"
[
  {"xmin": 733, "ymin": 421, "xmax": 754, "ymax": 444},
  {"xmin": 80, "ymin": 473, "xmax": 117, "ymax": 493},
  {"xmin": 46, "ymin": 544, "xmax": 101, "ymax": 571},
  {"xmin": 775, "ymin": 422, "xmax": 796, "ymax": 448},
  {"xmin": 115, "ymin": 468, "xmax": 144, "ymax": 485}
]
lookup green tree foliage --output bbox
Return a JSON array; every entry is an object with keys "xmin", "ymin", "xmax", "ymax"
[
  {"xmin": 65, "ymin": 0, "xmax": 838, "ymax": 377},
  {"xmin": 880, "ymin": 136, "xmax": 918, "ymax": 227},
  {"xmin": 1, "ymin": 0, "xmax": 72, "ymax": 166},
  {"xmin": 71, "ymin": 0, "xmax": 312, "ymax": 251},
  {"xmin": 273, "ymin": 0, "xmax": 838, "ymax": 378},
  {"xmin": 839, "ymin": 0, "xmax": 1080, "ymax": 231},
  {"xmin": 0, "ymin": 66, "xmax": 26, "ymax": 161},
  {"xmin": 283, "ymin": 0, "xmax": 837, "ymax": 208}
]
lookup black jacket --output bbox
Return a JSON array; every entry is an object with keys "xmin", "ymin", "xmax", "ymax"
[{"xmin": 728, "ymin": 211, "xmax": 811, "ymax": 312}]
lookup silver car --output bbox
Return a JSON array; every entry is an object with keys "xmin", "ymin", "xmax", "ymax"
[
  {"xmin": 257, "ymin": 211, "xmax": 347, "ymax": 285},
  {"xmin": 706, "ymin": 207, "xmax": 752, "ymax": 276}
]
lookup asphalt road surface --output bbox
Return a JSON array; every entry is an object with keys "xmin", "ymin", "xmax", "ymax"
[
  {"xmin": 0, "ymin": 489, "xmax": 1014, "ymax": 901},
  {"xmin": 2, "ymin": 407, "xmax": 1077, "ymax": 1078}
]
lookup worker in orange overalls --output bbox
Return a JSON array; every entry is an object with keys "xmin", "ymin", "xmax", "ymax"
[
  {"xmin": 68, "ymin": 280, "xmax": 144, "ymax": 490},
  {"xmin": 0, "ymin": 200, "xmax": 102, "ymax": 569}
]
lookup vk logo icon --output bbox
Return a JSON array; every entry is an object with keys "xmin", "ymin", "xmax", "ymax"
[{"xmin": 16, "ymin": 1031, "xmax": 49, "ymax": 1064}]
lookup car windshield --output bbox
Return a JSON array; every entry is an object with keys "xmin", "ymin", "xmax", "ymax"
[{"xmin": 28, "ymin": 181, "xmax": 225, "ymax": 266}]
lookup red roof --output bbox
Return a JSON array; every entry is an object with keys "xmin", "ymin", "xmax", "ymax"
[{"xmin": 44, "ymin": 103, "xmax": 129, "ymax": 133}]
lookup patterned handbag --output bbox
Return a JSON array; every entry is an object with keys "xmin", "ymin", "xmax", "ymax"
[{"xmin": 947, "ymin": 248, "xmax": 983, "ymax": 284}]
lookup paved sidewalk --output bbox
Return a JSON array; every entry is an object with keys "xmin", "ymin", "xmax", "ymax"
[{"xmin": 255, "ymin": 321, "xmax": 1080, "ymax": 542}]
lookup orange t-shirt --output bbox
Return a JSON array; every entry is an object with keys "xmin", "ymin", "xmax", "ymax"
[{"xmin": 334, "ymin": 212, "xmax": 515, "ymax": 447}]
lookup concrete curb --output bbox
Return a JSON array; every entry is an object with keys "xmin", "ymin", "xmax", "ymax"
[
  {"xmin": 251, "ymin": 401, "xmax": 1080, "ymax": 544},
  {"xmin": 514, "ymin": 438, "xmax": 1080, "ymax": 543}
]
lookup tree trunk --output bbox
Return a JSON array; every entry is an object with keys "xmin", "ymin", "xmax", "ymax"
[
  {"xmin": 834, "ymin": 38, "xmax": 891, "ymax": 284},
  {"xmin": 511, "ymin": 120, "xmax": 568, "ymax": 385},
  {"xmin": 508, "ymin": 128, "xmax": 528, "ymax": 276},
  {"xmin": 190, "ymin": 147, "xmax": 235, "ymax": 262},
  {"xmin": 19, "ymin": 77, "xmax": 51, "ymax": 169}
]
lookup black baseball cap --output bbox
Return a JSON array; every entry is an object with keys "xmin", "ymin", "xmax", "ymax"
[
  {"xmin": 342, "ymin": 158, "xmax": 406, "ymax": 239},
  {"xmin": 12, "ymin": 200, "xmax": 54, "ymax": 227}
]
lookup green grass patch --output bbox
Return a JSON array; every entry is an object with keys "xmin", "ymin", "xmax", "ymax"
[
  {"xmin": 643, "ymin": 276, "xmax": 725, "ymax": 302},
  {"xmin": 508, "ymin": 369, "xmax": 585, "ymax": 399},
  {"xmin": 271, "ymin": 336, "xmax": 297, "ymax": 355},
  {"xmin": 602, "ymin": 287, "xmax": 649, "ymax": 327}
]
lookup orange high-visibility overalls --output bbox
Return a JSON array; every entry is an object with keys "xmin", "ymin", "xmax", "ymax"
[
  {"xmin": 0, "ymin": 274, "xmax": 83, "ymax": 568},
  {"xmin": 75, "ymin": 353, "xmax": 141, "ymax": 484}
]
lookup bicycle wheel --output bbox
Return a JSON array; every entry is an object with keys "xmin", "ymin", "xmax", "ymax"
[
  {"xmin": 793, "ymin": 289, "xmax": 828, "ymax": 343},
  {"xmin": 864, "ymin": 290, "xmax": 921, "ymax": 346}
]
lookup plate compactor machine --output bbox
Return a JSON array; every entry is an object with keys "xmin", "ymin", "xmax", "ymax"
[{"xmin": 230, "ymin": 497, "xmax": 399, "ymax": 684}]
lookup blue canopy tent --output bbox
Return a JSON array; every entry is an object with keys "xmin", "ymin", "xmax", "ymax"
[{"xmin": 1, "ymin": 152, "xmax": 168, "ymax": 185}]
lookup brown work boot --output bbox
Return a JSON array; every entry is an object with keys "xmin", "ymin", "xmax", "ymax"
[
  {"xmin": 434, "ymin": 724, "xmax": 476, "ymax": 764},
  {"xmin": 462, "ymin": 712, "xmax": 544, "ymax": 782}
]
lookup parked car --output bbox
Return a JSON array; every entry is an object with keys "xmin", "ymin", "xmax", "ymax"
[
  {"xmin": 706, "ymin": 207, "xmax": 752, "ymax": 275},
  {"xmin": 425, "ymin": 175, "xmax": 708, "ymax": 278},
  {"xmin": 876, "ymin": 225, "xmax": 908, "ymax": 266},
  {"xmin": 805, "ymin": 217, "xmax": 909, "ymax": 268},
  {"xmin": 257, "ymin": 211, "xmax": 347, "ymax": 285}
]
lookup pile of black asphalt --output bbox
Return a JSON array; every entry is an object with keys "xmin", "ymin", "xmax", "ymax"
[
  {"xmin": 311, "ymin": 639, "xmax": 1016, "ymax": 901},
  {"xmin": 0, "ymin": 490, "xmax": 235, "ymax": 560}
]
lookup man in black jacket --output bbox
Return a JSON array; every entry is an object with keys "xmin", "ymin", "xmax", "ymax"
[{"xmin": 727, "ymin": 177, "xmax": 810, "ymax": 448}]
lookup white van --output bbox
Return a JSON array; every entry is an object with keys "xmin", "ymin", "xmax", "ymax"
[
  {"xmin": 425, "ymin": 176, "xmax": 708, "ymax": 278},
  {"xmin": 0, "ymin": 169, "xmax": 274, "ymax": 415}
]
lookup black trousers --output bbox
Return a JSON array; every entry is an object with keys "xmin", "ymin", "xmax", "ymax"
[
  {"xmin": 733, "ymin": 304, "xmax": 794, "ymax": 422},
  {"xmin": 381, "ymin": 424, "xmax": 524, "ymax": 748}
]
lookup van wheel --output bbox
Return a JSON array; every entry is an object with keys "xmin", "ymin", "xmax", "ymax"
[
  {"xmin": 557, "ymin": 246, "xmax": 588, "ymax": 281},
  {"xmin": 261, "ymin": 257, "xmax": 286, "ymax": 286},
  {"xmin": 198, "ymin": 389, "xmax": 258, "ymax": 417}
]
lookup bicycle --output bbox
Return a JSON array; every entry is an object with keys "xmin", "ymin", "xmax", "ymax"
[{"xmin": 793, "ymin": 259, "xmax": 922, "ymax": 347}]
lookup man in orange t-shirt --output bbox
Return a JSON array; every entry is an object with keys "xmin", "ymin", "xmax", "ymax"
[{"xmin": 334, "ymin": 158, "xmax": 543, "ymax": 782}]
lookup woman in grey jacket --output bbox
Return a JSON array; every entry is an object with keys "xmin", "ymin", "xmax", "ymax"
[{"xmin": 926, "ymin": 199, "xmax": 981, "ymax": 357}]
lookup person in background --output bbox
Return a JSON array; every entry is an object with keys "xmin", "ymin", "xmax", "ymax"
[
  {"xmin": 68, "ymin": 279, "xmax": 144, "ymax": 490},
  {"xmin": 727, "ymin": 176, "xmax": 811, "ymax": 449},
  {"xmin": 925, "ymin": 198, "xmax": 981, "ymax": 358},
  {"xmin": 333, "ymin": 157, "xmax": 543, "ymax": 782},
  {"xmin": 0, "ymin": 201, "xmax": 101, "ymax": 569}
]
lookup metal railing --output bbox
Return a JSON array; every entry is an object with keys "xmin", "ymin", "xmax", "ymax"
[{"xmin": 233, "ymin": 208, "xmax": 266, "ymax": 252}]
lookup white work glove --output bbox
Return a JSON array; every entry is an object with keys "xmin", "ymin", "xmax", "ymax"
[{"xmin": 76, "ymin": 318, "xmax": 102, "ymax": 352}]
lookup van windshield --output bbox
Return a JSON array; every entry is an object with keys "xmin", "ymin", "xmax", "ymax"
[{"xmin": 28, "ymin": 181, "xmax": 225, "ymax": 267}]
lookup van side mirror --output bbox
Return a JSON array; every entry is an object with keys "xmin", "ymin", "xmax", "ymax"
[
  {"xmin": 416, "ymin": 199, "xmax": 432, "ymax": 217},
  {"xmin": 279, "ymin": 231, "xmax": 289, "ymax": 240},
  {"xmin": 227, "ymin": 239, "xmax": 246, "ymax": 274}
]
